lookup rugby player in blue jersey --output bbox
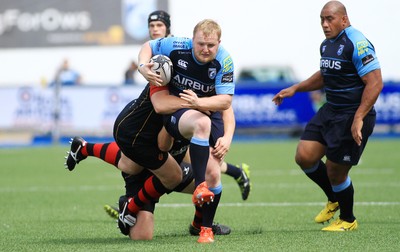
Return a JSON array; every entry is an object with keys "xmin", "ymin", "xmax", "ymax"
[
  {"xmin": 65, "ymin": 12, "xmax": 249, "ymax": 241},
  {"xmin": 129, "ymin": 19, "xmax": 236, "ymax": 243},
  {"xmin": 272, "ymin": 1, "xmax": 383, "ymax": 231}
]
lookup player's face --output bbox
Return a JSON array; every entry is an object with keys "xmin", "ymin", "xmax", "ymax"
[
  {"xmin": 192, "ymin": 30, "xmax": 220, "ymax": 64},
  {"xmin": 320, "ymin": 7, "xmax": 346, "ymax": 39},
  {"xmin": 149, "ymin": 21, "xmax": 167, "ymax": 39}
]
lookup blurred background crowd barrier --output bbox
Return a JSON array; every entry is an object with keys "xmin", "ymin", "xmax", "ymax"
[{"xmin": 1, "ymin": 81, "xmax": 399, "ymax": 146}]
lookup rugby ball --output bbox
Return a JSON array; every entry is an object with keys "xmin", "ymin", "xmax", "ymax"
[{"xmin": 150, "ymin": 55, "xmax": 173, "ymax": 86}]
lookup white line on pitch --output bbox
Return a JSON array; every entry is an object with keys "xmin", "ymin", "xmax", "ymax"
[{"xmin": 156, "ymin": 202, "xmax": 400, "ymax": 208}]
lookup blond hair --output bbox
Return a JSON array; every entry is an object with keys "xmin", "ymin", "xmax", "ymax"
[{"xmin": 193, "ymin": 19, "xmax": 221, "ymax": 40}]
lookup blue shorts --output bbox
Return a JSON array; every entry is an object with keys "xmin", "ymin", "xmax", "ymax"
[
  {"xmin": 163, "ymin": 108, "xmax": 224, "ymax": 148},
  {"xmin": 301, "ymin": 104, "xmax": 375, "ymax": 165}
]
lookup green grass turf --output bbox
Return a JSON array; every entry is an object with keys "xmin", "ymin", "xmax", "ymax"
[{"xmin": 1, "ymin": 138, "xmax": 399, "ymax": 251}]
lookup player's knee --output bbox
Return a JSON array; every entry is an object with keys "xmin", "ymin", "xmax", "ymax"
[
  {"xmin": 193, "ymin": 116, "xmax": 211, "ymax": 136},
  {"xmin": 206, "ymin": 167, "xmax": 220, "ymax": 186},
  {"xmin": 163, "ymin": 173, "xmax": 182, "ymax": 189},
  {"xmin": 161, "ymin": 161, "xmax": 182, "ymax": 188},
  {"xmin": 295, "ymin": 150, "xmax": 314, "ymax": 168},
  {"xmin": 172, "ymin": 167, "xmax": 183, "ymax": 183}
]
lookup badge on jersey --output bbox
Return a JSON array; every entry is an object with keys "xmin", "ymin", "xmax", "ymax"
[
  {"xmin": 356, "ymin": 40, "xmax": 369, "ymax": 56},
  {"xmin": 222, "ymin": 72, "xmax": 234, "ymax": 83},
  {"xmin": 362, "ymin": 54, "xmax": 375, "ymax": 66},
  {"xmin": 337, "ymin": 44, "xmax": 344, "ymax": 56},
  {"xmin": 208, "ymin": 68, "xmax": 217, "ymax": 79}
]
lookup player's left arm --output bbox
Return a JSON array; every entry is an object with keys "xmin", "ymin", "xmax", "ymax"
[
  {"xmin": 179, "ymin": 90, "xmax": 232, "ymax": 111},
  {"xmin": 351, "ymin": 36, "xmax": 383, "ymax": 145},
  {"xmin": 183, "ymin": 48, "xmax": 235, "ymax": 112},
  {"xmin": 352, "ymin": 69, "xmax": 383, "ymax": 145}
]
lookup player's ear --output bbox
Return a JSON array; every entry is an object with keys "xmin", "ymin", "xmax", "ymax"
[{"xmin": 342, "ymin": 15, "xmax": 348, "ymax": 26}]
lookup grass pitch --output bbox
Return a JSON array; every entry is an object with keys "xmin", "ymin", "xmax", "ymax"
[{"xmin": 1, "ymin": 138, "xmax": 399, "ymax": 251}]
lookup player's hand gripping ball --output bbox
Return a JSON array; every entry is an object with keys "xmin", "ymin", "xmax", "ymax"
[{"xmin": 150, "ymin": 55, "xmax": 173, "ymax": 86}]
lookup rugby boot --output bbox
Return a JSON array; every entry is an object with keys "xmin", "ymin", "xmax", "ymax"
[
  {"xmin": 236, "ymin": 163, "xmax": 251, "ymax": 200},
  {"xmin": 197, "ymin": 226, "xmax": 214, "ymax": 243},
  {"xmin": 315, "ymin": 201, "xmax": 339, "ymax": 223},
  {"xmin": 189, "ymin": 222, "xmax": 231, "ymax": 236},
  {"xmin": 104, "ymin": 204, "xmax": 119, "ymax": 219},
  {"xmin": 64, "ymin": 136, "xmax": 87, "ymax": 171},
  {"xmin": 117, "ymin": 196, "xmax": 136, "ymax": 236},
  {"xmin": 192, "ymin": 181, "xmax": 214, "ymax": 207},
  {"xmin": 322, "ymin": 219, "xmax": 358, "ymax": 231}
]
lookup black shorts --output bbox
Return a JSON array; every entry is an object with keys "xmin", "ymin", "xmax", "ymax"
[
  {"xmin": 163, "ymin": 108, "xmax": 224, "ymax": 147},
  {"xmin": 169, "ymin": 139, "xmax": 189, "ymax": 164},
  {"xmin": 113, "ymin": 86, "xmax": 168, "ymax": 170},
  {"xmin": 301, "ymin": 104, "xmax": 375, "ymax": 165},
  {"xmin": 172, "ymin": 161, "xmax": 194, "ymax": 192}
]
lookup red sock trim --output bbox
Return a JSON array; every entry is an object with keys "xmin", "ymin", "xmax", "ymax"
[
  {"xmin": 127, "ymin": 176, "xmax": 165, "ymax": 213},
  {"xmin": 93, "ymin": 144, "xmax": 102, "ymax": 158},
  {"xmin": 127, "ymin": 197, "xmax": 140, "ymax": 213},
  {"xmin": 144, "ymin": 176, "xmax": 164, "ymax": 198},
  {"xmin": 104, "ymin": 142, "xmax": 119, "ymax": 165}
]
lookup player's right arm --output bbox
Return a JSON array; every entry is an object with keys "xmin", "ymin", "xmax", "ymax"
[
  {"xmin": 272, "ymin": 70, "xmax": 324, "ymax": 105},
  {"xmin": 150, "ymin": 86, "xmax": 186, "ymax": 114}
]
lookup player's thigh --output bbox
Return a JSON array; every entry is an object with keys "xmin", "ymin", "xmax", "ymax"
[
  {"xmin": 295, "ymin": 140, "xmax": 326, "ymax": 167},
  {"xmin": 118, "ymin": 152, "xmax": 143, "ymax": 175}
]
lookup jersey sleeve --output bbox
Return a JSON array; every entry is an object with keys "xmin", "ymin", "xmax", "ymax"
[
  {"xmin": 149, "ymin": 37, "xmax": 191, "ymax": 56},
  {"xmin": 215, "ymin": 46, "xmax": 235, "ymax": 95},
  {"xmin": 350, "ymin": 31, "xmax": 380, "ymax": 77}
]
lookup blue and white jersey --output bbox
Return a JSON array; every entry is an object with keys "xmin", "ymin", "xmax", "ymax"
[
  {"xmin": 320, "ymin": 25, "xmax": 380, "ymax": 112},
  {"xmin": 149, "ymin": 36, "xmax": 235, "ymax": 97}
]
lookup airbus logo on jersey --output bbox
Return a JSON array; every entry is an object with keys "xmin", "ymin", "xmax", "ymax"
[
  {"xmin": 173, "ymin": 75, "xmax": 215, "ymax": 93},
  {"xmin": 177, "ymin": 59, "xmax": 188, "ymax": 70},
  {"xmin": 320, "ymin": 59, "xmax": 341, "ymax": 70}
]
